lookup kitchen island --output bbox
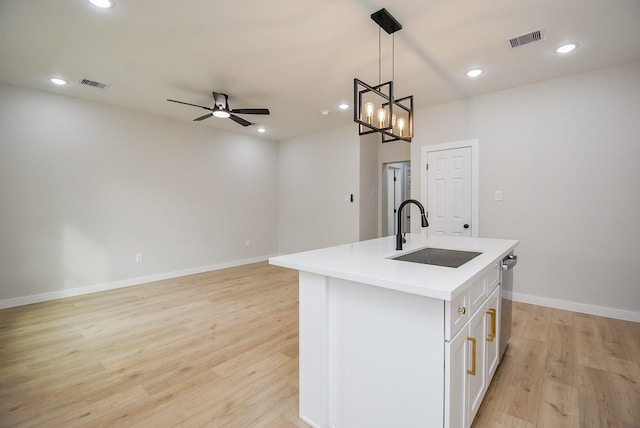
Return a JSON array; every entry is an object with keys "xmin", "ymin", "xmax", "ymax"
[{"xmin": 270, "ymin": 234, "xmax": 518, "ymax": 428}]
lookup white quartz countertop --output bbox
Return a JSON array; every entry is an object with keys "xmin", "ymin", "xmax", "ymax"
[{"xmin": 269, "ymin": 234, "xmax": 519, "ymax": 301}]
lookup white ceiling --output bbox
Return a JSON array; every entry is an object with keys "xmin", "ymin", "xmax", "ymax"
[{"xmin": 1, "ymin": 0, "xmax": 639, "ymax": 141}]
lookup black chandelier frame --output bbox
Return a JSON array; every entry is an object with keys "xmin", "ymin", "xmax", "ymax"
[
  {"xmin": 353, "ymin": 8, "xmax": 414, "ymax": 143},
  {"xmin": 354, "ymin": 78, "xmax": 413, "ymax": 143}
]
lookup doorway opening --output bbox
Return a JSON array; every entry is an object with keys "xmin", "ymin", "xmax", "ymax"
[{"xmin": 382, "ymin": 161, "xmax": 411, "ymax": 236}]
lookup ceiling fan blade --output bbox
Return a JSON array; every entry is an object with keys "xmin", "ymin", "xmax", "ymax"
[
  {"xmin": 193, "ymin": 113, "xmax": 213, "ymax": 121},
  {"xmin": 229, "ymin": 114, "xmax": 252, "ymax": 127},
  {"xmin": 167, "ymin": 99, "xmax": 212, "ymax": 111},
  {"xmin": 231, "ymin": 108, "xmax": 270, "ymax": 115}
]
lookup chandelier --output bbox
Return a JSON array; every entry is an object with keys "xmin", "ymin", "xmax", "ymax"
[{"xmin": 354, "ymin": 8, "xmax": 414, "ymax": 143}]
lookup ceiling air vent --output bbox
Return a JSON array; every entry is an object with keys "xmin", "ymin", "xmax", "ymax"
[
  {"xmin": 508, "ymin": 28, "xmax": 545, "ymax": 48},
  {"xmin": 79, "ymin": 78, "xmax": 109, "ymax": 89}
]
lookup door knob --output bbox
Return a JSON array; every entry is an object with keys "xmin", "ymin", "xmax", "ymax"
[{"xmin": 464, "ymin": 224, "xmax": 469, "ymax": 229}]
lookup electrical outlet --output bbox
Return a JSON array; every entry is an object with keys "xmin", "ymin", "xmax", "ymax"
[
  {"xmin": 245, "ymin": 240, "xmax": 251, "ymax": 247},
  {"xmin": 495, "ymin": 191, "xmax": 503, "ymax": 201},
  {"xmin": 135, "ymin": 253, "xmax": 143, "ymax": 262}
]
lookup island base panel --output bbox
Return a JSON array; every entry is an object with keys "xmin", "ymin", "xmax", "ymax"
[{"xmin": 299, "ymin": 271, "xmax": 446, "ymax": 427}]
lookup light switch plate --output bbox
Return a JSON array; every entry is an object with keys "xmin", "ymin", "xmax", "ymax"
[{"xmin": 495, "ymin": 191, "xmax": 503, "ymax": 201}]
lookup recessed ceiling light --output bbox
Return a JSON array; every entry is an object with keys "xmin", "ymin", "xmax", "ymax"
[
  {"xmin": 257, "ymin": 127, "xmax": 266, "ymax": 133},
  {"xmin": 49, "ymin": 77, "xmax": 68, "ymax": 85},
  {"xmin": 555, "ymin": 43, "xmax": 577, "ymax": 54},
  {"xmin": 320, "ymin": 109, "xmax": 329, "ymax": 116},
  {"xmin": 466, "ymin": 69, "xmax": 483, "ymax": 78},
  {"xmin": 338, "ymin": 103, "xmax": 350, "ymax": 110},
  {"xmin": 88, "ymin": 0, "xmax": 113, "ymax": 8}
]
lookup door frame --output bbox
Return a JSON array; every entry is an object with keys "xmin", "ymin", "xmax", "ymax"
[
  {"xmin": 382, "ymin": 161, "xmax": 411, "ymax": 236},
  {"xmin": 420, "ymin": 139, "xmax": 480, "ymax": 237}
]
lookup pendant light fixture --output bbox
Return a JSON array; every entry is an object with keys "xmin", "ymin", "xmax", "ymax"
[{"xmin": 354, "ymin": 8, "xmax": 414, "ymax": 143}]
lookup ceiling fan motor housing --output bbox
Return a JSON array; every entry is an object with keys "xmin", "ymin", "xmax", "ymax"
[
  {"xmin": 212, "ymin": 92, "xmax": 231, "ymax": 117},
  {"xmin": 213, "ymin": 92, "xmax": 229, "ymax": 110}
]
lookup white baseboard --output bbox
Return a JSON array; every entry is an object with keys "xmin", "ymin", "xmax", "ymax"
[
  {"xmin": 0, "ymin": 255, "xmax": 275, "ymax": 310},
  {"xmin": 509, "ymin": 291, "xmax": 640, "ymax": 323}
]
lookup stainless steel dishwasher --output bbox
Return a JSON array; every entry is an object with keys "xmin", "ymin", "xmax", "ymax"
[{"xmin": 500, "ymin": 252, "xmax": 518, "ymax": 358}]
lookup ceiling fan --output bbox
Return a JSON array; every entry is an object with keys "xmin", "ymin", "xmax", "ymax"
[{"xmin": 167, "ymin": 92, "xmax": 270, "ymax": 127}]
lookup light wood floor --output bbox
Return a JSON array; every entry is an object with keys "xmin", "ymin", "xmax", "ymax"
[
  {"xmin": 472, "ymin": 295, "xmax": 640, "ymax": 428},
  {"xmin": 1, "ymin": 262, "xmax": 639, "ymax": 427}
]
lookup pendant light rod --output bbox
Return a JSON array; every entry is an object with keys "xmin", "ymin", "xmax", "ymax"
[
  {"xmin": 378, "ymin": 27, "xmax": 382, "ymax": 85},
  {"xmin": 378, "ymin": 22, "xmax": 397, "ymax": 85}
]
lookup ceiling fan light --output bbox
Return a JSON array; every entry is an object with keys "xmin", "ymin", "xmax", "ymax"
[{"xmin": 213, "ymin": 110, "xmax": 230, "ymax": 118}]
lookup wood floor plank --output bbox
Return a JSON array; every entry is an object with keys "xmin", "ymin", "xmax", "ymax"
[
  {"xmin": 536, "ymin": 379, "xmax": 579, "ymax": 427},
  {"xmin": 577, "ymin": 365, "xmax": 621, "ymax": 428},
  {"xmin": 574, "ymin": 313, "xmax": 610, "ymax": 371},
  {"xmin": 521, "ymin": 304, "xmax": 552, "ymax": 342},
  {"xmin": 501, "ymin": 337, "xmax": 546, "ymax": 424},
  {"xmin": 608, "ymin": 357, "xmax": 640, "ymax": 427},
  {"xmin": 544, "ymin": 322, "xmax": 577, "ymax": 387}
]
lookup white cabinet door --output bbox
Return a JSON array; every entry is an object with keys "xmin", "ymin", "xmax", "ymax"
[
  {"xmin": 445, "ymin": 309, "xmax": 487, "ymax": 428},
  {"xmin": 485, "ymin": 286, "xmax": 501, "ymax": 380},
  {"xmin": 467, "ymin": 305, "xmax": 487, "ymax": 422},
  {"xmin": 445, "ymin": 328, "xmax": 468, "ymax": 428}
]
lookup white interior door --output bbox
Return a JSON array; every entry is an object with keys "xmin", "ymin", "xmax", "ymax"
[
  {"xmin": 385, "ymin": 167, "xmax": 398, "ymax": 234},
  {"xmin": 426, "ymin": 147, "xmax": 472, "ymax": 236},
  {"xmin": 383, "ymin": 162, "xmax": 411, "ymax": 236},
  {"xmin": 393, "ymin": 168, "xmax": 403, "ymax": 234}
]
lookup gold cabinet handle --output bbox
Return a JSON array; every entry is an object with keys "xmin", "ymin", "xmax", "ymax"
[
  {"xmin": 486, "ymin": 308, "xmax": 497, "ymax": 342},
  {"xmin": 466, "ymin": 336, "xmax": 477, "ymax": 376},
  {"xmin": 457, "ymin": 307, "xmax": 466, "ymax": 315}
]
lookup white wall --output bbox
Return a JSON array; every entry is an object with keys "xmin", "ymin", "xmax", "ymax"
[
  {"xmin": 3, "ymin": 61, "xmax": 639, "ymax": 320},
  {"xmin": 379, "ymin": 139, "xmax": 411, "ymax": 165},
  {"xmin": 276, "ymin": 128, "xmax": 408, "ymax": 250},
  {"xmin": 0, "ymin": 83, "xmax": 279, "ymax": 303},
  {"xmin": 411, "ymin": 61, "xmax": 640, "ymax": 318},
  {"xmin": 278, "ymin": 126, "xmax": 359, "ymax": 254},
  {"xmin": 359, "ymin": 133, "xmax": 379, "ymax": 241}
]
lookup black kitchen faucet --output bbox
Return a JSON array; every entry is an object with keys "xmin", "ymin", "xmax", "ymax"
[{"xmin": 396, "ymin": 199, "xmax": 429, "ymax": 250}]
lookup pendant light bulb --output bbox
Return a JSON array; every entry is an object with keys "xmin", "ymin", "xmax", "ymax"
[
  {"xmin": 397, "ymin": 117, "xmax": 405, "ymax": 137},
  {"xmin": 377, "ymin": 107, "xmax": 386, "ymax": 128},
  {"xmin": 364, "ymin": 102, "xmax": 374, "ymax": 124}
]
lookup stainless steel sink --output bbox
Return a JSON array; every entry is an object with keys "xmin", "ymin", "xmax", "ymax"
[{"xmin": 391, "ymin": 247, "xmax": 482, "ymax": 268}]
